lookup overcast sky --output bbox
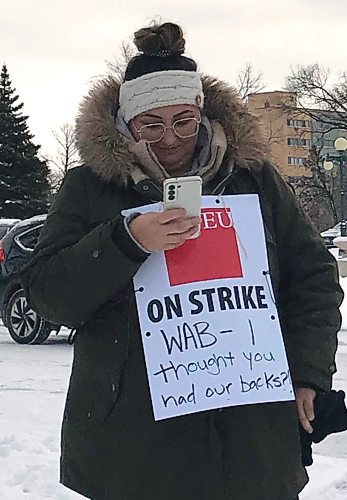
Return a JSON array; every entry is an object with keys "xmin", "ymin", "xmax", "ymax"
[{"xmin": 2, "ymin": 0, "xmax": 347, "ymax": 158}]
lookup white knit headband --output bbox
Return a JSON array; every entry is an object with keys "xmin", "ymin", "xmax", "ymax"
[{"xmin": 118, "ymin": 70, "xmax": 204, "ymax": 123}]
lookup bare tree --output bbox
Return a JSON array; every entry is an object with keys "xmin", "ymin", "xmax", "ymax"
[
  {"xmin": 285, "ymin": 64, "xmax": 347, "ymax": 131},
  {"xmin": 47, "ymin": 123, "xmax": 80, "ymax": 191},
  {"xmin": 267, "ymin": 120, "xmax": 286, "ymax": 145},
  {"xmin": 236, "ymin": 62, "xmax": 265, "ymax": 100},
  {"xmin": 281, "ymin": 65, "xmax": 347, "ymax": 228},
  {"xmin": 107, "ymin": 41, "xmax": 137, "ymax": 79},
  {"xmin": 288, "ymin": 144, "xmax": 339, "ymax": 230}
]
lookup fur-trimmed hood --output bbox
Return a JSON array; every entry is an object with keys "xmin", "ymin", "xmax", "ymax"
[{"xmin": 75, "ymin": 74, "xmax": 268, "ymax": 186}]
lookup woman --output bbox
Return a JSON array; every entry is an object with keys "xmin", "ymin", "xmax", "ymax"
[{"xmin": 21, "ymin": 21, "xmax": 343, "ymax": 500}]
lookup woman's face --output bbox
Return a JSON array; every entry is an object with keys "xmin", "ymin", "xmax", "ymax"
[{"xmin": 129, "ymin": 104, "xmax": 201, "ymax": 174}]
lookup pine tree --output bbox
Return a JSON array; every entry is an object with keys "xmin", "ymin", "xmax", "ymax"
[{"xmin": 0, "ymin": 64, "xmax": 50, "ymax": 219}]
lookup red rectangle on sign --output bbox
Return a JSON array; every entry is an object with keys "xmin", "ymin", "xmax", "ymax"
[{"xmin": 164, "ymin": 208, "xmax": 243, "ymax": 286}]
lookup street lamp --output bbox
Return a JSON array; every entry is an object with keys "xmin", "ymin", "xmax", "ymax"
[{"xmin": 323, "ymin": 137, "xmax": 347, "ymax": 237}]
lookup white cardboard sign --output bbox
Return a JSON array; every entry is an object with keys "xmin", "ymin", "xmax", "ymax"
[{"xmin": 124, "ymin": 195, "xmax": 294, "ymax": 421}]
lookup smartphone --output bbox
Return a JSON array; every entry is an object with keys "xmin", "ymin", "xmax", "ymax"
[{"xmin": 163, "ymin": 176, "xmax": 202, "ymax": 238}]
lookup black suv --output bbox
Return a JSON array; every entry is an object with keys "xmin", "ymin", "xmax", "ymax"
[{"xmin": 0, "ymin": 215, "xmax": 61, "ymax": 344}]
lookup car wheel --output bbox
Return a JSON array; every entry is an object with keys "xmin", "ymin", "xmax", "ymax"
[{"xmin": 4, "ymin": 289, "xmax": 52, "ymax": 344}]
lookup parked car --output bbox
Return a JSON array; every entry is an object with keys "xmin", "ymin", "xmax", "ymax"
[
  {"xmin": 320, "ymin": 222, "xmax": 341, "ymax": 248},
  {"xmin": 0, "ymin": 218, "xmax": 21, "ymax": 239},
  {"xmin": 0, "ymin": 215, "xmax": 62, "ymax": 344}
]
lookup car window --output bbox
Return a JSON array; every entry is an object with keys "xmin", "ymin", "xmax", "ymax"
[
  {"xmin": 0, "ymin": 225, "xmax": 10, "ymax": 239},
  {"xmin": 15, "ymin": 226, "xmax": 43, "ymax": 251}
]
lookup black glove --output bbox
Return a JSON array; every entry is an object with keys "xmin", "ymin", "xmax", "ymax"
[{"xmin": 300, "ymin": 390, "xmax": 347, "ymax": 466}]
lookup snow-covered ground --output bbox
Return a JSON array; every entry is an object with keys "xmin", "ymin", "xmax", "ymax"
[
  {"xmin": 0, "ymin": 328, "xmax": 80, "ymax": 500},
  {"xmin": 0, "ymin": 281, "xmax": 347, "ymax": 499}
]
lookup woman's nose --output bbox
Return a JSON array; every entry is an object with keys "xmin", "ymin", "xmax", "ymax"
[{"xmin": 161, "ymin": 126, "xmax": 177, "ymax": 146}]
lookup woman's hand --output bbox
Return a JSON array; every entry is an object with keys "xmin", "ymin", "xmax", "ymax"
[
  {"xmin": 295, "ymin": 387, "xmax": 316, "ymax": 433},
  {"xmin": 129, "ymin": 208, "xmax": 200, "ymax": 252}
]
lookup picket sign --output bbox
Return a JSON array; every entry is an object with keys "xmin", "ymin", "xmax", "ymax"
[{"xmin": 122, "ymin": 195, "xmax": 294, "ymax": 421}]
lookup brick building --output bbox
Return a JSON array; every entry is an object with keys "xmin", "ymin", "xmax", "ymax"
[{"xmin": 247, "ymin": 91, "xmax": 312, "ymax": 178}]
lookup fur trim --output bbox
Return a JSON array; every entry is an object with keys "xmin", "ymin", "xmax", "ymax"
[{"xmin": 75, "ymin": 74, "xmax": 269, "ymax": 186}]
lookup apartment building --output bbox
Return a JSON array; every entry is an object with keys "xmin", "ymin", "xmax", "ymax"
[{"xmin": 247, "ymin": 91, "xmax": 312, "ymax": 178}]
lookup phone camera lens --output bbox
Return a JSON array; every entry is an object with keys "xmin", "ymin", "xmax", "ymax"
[
  {"xmin": 168, "ymin": 185, "xmax": 175, "ymax": 190},
  {"xmin": 168, "ymin": 195, "xmax": 175, "ymax": 201}
]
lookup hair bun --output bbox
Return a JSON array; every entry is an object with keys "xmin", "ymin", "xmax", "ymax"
[{"xmin": 133, "ymin": 22, "xmax": 186, "ymax": 56}]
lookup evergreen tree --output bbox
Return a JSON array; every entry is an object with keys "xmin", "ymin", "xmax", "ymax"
[{"xmin": 0, "ymin": 64, "xmax": 50, "ymax": 219}]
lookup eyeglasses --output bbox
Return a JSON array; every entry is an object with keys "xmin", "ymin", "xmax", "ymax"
[{"xmin": 133, "ymin": 116, "xmax": 201, "ymax": 144}]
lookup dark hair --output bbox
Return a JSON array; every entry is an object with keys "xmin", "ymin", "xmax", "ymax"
[{"xmin": 124, "ymin": 21, "xmax": 197, "ymax": 81}]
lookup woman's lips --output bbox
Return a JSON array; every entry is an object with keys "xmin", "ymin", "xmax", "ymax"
[{"xmin": 156, "ymin": 147, "xmax": 180, "ymax": 154}]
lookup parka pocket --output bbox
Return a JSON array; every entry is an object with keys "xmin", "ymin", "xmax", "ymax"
[
  {"xmin": 63, "ymin": 361, "xmax": 122, "ymax": 427},
  {"xmin": 64, "ymin": 314, "xmax": 129, "ymax": 427}
]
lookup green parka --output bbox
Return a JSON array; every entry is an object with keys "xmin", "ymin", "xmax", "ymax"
[{"xmin": 21, "ymin": 75, "xmax": 343, "ymax": 500}]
